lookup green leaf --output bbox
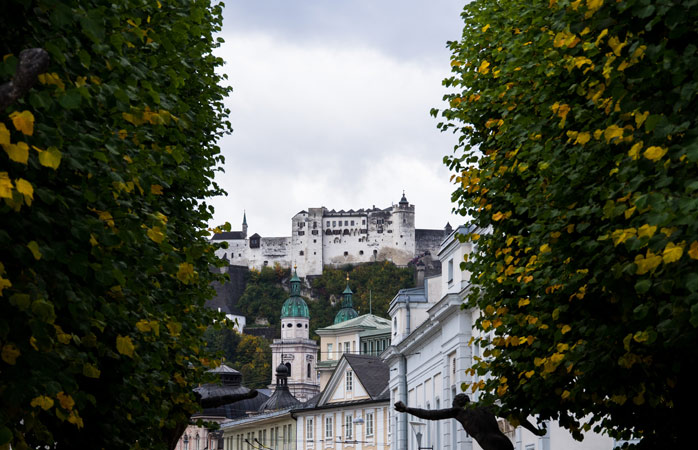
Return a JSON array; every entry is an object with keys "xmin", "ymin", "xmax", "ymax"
[{"xmin": 59, "ymin": 89, "xmax": 82, "ymax": 109}]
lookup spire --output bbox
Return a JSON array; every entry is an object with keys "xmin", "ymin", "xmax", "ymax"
[
  {"xmin": 334, "ymin": 273, "xmax": 358, "ymax": 324},
  {"xmin": 242, "ymin": 210, "xmax": 248, "ymax": 238},
  {"xmin": 399, "ymin": 190, "xmax": 409, "ymax": 207}
]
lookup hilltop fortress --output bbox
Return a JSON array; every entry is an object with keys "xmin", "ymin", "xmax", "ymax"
[{"xmin": 211, "ymin": 192, "xmax": 451, "ymax": 277}]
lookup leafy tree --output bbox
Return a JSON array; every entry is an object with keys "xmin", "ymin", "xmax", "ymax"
[
  {"xmin": 0, "ymin": 1, "xmax": 230, "ymax": 449},
  {"xmin": 236, "ymin": 266, "xmax": 289, "ymax": 326},
  {"xmin": 439, "ymin": 0, "xmax": 698, "ymax": 447},
  {"xmin": 203, "ymin": 328, "xmax": 270, "ymax": 389}
]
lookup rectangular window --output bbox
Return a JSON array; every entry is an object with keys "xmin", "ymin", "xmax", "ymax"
[
  {"xmin": 327, "ymin": 343, "xmax": 333, "ymax": 359},
  {"xmin": 362, "ymin": 219, "xmax": 366, "ymax": 224},
  {"xmin": 344, "ymin": 341, "xmax": 350, "ymax": 354},
  {"xmin": 366, "ymin": 412, "xmax": 374, "ymax": 436},
  {"xmin": 346, "ymin": 370, "xmax": 353, "ymax": 391},
  {"xmin": 325, "ymin": 416, "xmax": 333, "ymax": 438},
  {"xmin": 345, "ymin": 414, "xmax": 353, "ymax": 440},
  {"xmin": 448, "ymin": 259, "xmax": 454, "ymax": 283},
  {"xmin": 332, "ymin": 221, "xmax": 336, "ymax": 227},
  {"xmin": 344, "ymin": 220, "xmax": 348, "ymax": 226},
  {"xmin": 351, "ymin": 220, "xmax": 355, "ymax": 226},
  {"xmin": 326, "ymin": 221, "xmax": 330, "ymax": 227},
  {"xmin": 307, "ymin": 418, "xmax": 314, "ymax": 440}
]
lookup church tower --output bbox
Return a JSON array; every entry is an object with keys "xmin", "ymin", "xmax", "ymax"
[
  {"xmin": 242, "ymin": 211, "xmax": 248, "ymax": 238},
  {"xmin": 269, "ymin": 268, "xmax": 320, "ymax": 401}
]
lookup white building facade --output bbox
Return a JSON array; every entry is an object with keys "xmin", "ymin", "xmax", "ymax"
[{"xmin": 383, "ymin": 226, "xmax": 615, "ymax": 450}]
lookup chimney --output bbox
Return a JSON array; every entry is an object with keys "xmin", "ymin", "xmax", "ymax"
[{"xmin": 416, "ymin": 260, "xmax": 425, "ymax": 287}]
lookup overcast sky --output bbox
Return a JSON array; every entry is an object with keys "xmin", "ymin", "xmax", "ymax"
[{"xmin": 208, "ymin": 0, "xmax": 466, "ymax": 236}]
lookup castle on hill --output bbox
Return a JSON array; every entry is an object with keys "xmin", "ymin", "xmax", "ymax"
[{"xmin": 211, "ymin": 192, "xmax": 451, "ymax": 277}]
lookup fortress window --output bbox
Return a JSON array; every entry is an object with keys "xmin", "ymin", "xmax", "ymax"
[
  {"xmin": 362, "ymin": 219, "xmax": 366, "ymax": 225},
  {"xmin": 299, "ymin": 251, "xmax": 304, "ymax": 256},
  {"xmin": 238, "ymin": 253, "xmax": 241, "ymax": 257},
  {"xmin": 344, "ymin": 251, "xmax": 348, "ymax": 256},
  {"xmin": 305, "ymin": 324, "xmax": 308, "ymax": 328},
  {"xmin": 332, "ymin": 221, "xmax": 336, "ymax": 227},
  {"xmin": 314, "ymin": 252, "xmax": 316, "ymax": 255},
  {"xmin": 326, "ymin": 221, "xmax": 330, "ymax": 227},
  {"xmin": 351, "ymin": 220, "xmax": 355, "ymax": 226},
  {"xmin": 312, "ymin": 230, "xmax": 318, "ymax": 235},
  {"xmin": 313, "ymin": 221, "xmax": 317, "ymax": 229},
  {"xmin": 359, "ymin": 250, "xmax": 364, "ymax": 255},
  {"xmin": 313, "ymin": 239, "xmax": 316, "ymax": 243},
  {"xmin": 344, "ymin": 220, "xmax": 348, "ymax": 226},
  {"xmin": 297, "ymin": 323, "xmax": 302, "ymax": 327}
]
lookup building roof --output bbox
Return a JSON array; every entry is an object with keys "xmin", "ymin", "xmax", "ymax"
[
  {"xmin": 344, "ymin": 354, "xmax": 390, "ymax": 399},
  {"xmin": 193, "ymin": 365, "xmax": 268, "ymax": 419},
  {"xmin": 317, "ymin": 313, "xmax": 391, "ymax": 333},
  {"xmin": 280, "ymin": 270, "xmax": 309, "ymax": 318},
  {"xmin": 211, "ymin": 231, "xmax": 246, "ymax": 240},
  {"xmin": 258, "ymin": 364, "xmax": 301, "ymax": 411},
  {"xmin": 389, "ymin": 286, "xmax": 428, "ymax": 309}
]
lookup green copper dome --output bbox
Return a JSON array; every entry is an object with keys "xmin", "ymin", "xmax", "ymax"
[
  {"xmin": 334, "ymin": 278, "xmax": 358, "ymax": 324},
  {"xmin": 281, "ymin": 270, "xmax": 309, "ymax": 318}
]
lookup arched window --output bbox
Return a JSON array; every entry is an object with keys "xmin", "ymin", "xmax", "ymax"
[
  {"xmin": 183, "ymin": 435, "xmax": 189, "ymax": 450},
  {"xmin": 307, "ymin": 363, "xmax": 311, "ymax": 378},
  {"xmin": 285, "ymin": 362, "xmax": 291, "ymax": 376},
  {"xmin": 195, "ymin": 434, "xmax": 200, "ymax": 450}
]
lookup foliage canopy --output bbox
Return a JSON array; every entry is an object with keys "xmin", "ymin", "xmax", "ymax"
[
  {"xmin": 439, "ymin": 0, "xmax": 698, "ymax": 447},
  {"xmin": 0, "ymin": 0, "xmax": 230, "ymax": 448}
]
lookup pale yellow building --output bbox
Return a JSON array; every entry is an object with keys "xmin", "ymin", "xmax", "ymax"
[{"xmin": 293, "ymin": 354, "xmax": 391, "ymax": 450}]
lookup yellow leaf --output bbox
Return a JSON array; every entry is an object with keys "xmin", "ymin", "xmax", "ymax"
[
  {"xmin": 628, "ymin": 142, "xmax": 643, "ymax": 160},
  {"xmin": 38, "ymin": 146, "xmax": 62, "ymax": 170},
  {"xmin": 575, "ymin": 132, "xmax": 591, "ymax": 145},
  {"xmin": 643, "ymin": 146, "xmax": 668, "ymax": 161},
  {"xmin": 116, "ymin": 335, "xmax": 135, "ymax": 358},
  {"xmin": 492, "ymin": 211, "xmax": 504, "ymax": 221},
  {"xmin": 15, "ymin": 178, "xmax": 33, "ymax": 205},
  {"xmin": 634, "ymin": 111, "xmax": 649, "ymax": 127},
  {"xmin": 27, "ymin": 241, "xmax": 42, "ymax": 260},
  {"xmin": 604, "ymin": 125, "xmax": 623, "ymax": 143},
  {"xmin": 167, "ymin": 321, "xmax": 182, "ymax": 336},
  {"xmin": 56, "ymin": 391, "xmax": 75, "ymax": 410},
  {"xmin": 30, "ymin": 395, "xmax": 54, "ymax": 410},
  {"xmin": 688, "ymin": 241, "xmax": 698, "ymax": 260},
  {"xmin": 0, "ymin": 122, "xmax": 10, "ymax": 146},
  {"xmin": 624, "ymin": 207, "xmax": 636, "ymax": 219},
  {"xmin": 136, "ymin": 320, "xmax": 152, "ymax": 332},
  {"xmin": 67, "ymin": 411, "xmax": 84, "ymax": 428},
  {"xmin": 561, "ymin": 325, "xmax": 571, "ymax": 334},
  {"xmin": 662, "ymin": 242, "xmax": 684, "ymax": 264},
  {"xmin": 1, "ymin": 343, "xmax": 20, "ymax": 364},
  {"xmin": 518, "ymin": 298, "xmax": 531, "ymax": 307},
  {"xmin": 89, "ymin": 234, "xmax": 98, "ymax": 246},
  {"xmin": 4, "ymin": 141, "xmax": 29, "ymax": 164},
  {"xmin": 83, "ymin": 363, "xmax": 101, "ymax": 378},
  {"xmin": 147, "ymin": 226, "xmax": 165, "ymax": 243},
  {"xmin": 9, "ymin": 110, "xmax": 34, "ymax": 136},
  {"xmin": 540, "ymin": 244, "xmax": 551, "ymax": 253},
  {"xmin": 0, "ymin": 172, "xmax": 14, "ymax": 199},
  {"xmin": 174, "ymin": 372, "xmax": 187, "ymax": 387},
  {"xmin": 634, "ymin": 250, "xmax": 662, "ymax": 275},
  {"xmin": 525, "ymin": 370, "xmax": 535, "ymax": 378},
  {"xmin": 561, "ymin": 390, "xmax": 571, "ymax": 399},
  {"xmin": 611, "ymin": 394, "xmax": 627, "ymax": 405},
  {"xmin": 150, "ymin": 184, "xmax": 163, "ymax": 195},
  {"xmin": 608, "ymin": 36, "xmax": 627, "ymax": 56},
  {"xmin": 479, "ymin": 60, "xmax": 490, "ymax": 74},
  {"xmin": 177, "ymin": 262, "xmax": 195, "ymax": 284},
  {"xmin": 637, "ymin": 224, "xmax": 656, "ymax": 239}
]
